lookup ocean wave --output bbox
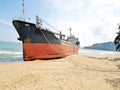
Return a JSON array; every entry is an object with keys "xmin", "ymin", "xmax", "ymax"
[
  {"xmin": 0, "ymin": 50, "xmax": 23, "ymax": 62},
  {"xmin": 0, "ymin": 50, "xmax": 22, "ymax": 55}
]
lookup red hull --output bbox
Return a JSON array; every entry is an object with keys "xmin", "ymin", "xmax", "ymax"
[{"xmin": 23, "ymin": 43, "xmax": 79, "ymax": 61}]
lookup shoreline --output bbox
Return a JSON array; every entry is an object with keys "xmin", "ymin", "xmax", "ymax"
[{"xmin": 0, "ymin": 54, "xmax": 120, "ymax": 90}]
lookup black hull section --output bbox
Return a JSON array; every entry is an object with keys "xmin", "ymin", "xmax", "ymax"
[{"xmin": 13, "ymin": 20, "xmax": 61, "ymax": 44}]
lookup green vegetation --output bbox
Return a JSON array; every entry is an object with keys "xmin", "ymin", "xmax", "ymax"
[{"xmin": 114, "ymin": 25, "xmax": 120, "ymax": 51}]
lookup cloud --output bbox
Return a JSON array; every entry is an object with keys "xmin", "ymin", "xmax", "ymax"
[
  {"xmin": 8, "ymin": 0, "xmax": 118, "ymax": 46},
  {"xmin": 113, "ymin": 8, "xmax": 120, "ymax": 17},
  {"xmin": 0, "ymin": 18, "xmax": 11, "ymax": 27},
  {"xmin": 85, "ymin": 0, "xmax": 120, "ymax": 46},
  {"xmin": 49, "ymin": 0, "xmax": 84, "ymax": 12},
  {"xmin": 91, "ymin": 0, "xmax": 120, "ymax": 8},
  {"xmin": 0, "ymin": 0, "xmax": 120, "ymax": 46},
  {"xmin": 90, "ymin": 0, "xmax": 120, "ymax": 19},
  {"xmin": 45, "ymin": 0, "xmax": 120, "ymax": 46}
]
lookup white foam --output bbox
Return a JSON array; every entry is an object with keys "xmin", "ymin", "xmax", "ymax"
[{"xmin": 0, "ymin": 50, "xmax": 22, "ymax": 55}]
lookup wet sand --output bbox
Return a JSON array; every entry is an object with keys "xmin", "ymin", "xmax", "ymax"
[{"xmin": 0, "ymin": 54, "xmax": 120, "ymax": 90}]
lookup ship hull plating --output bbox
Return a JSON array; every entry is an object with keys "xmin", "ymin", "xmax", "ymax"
[
  {"xmin": 13, "ymin": 20, "xmax": 79, "ymax": 61},
  {"xmin": 23, "ymin": 43, "xmax": 78, "ymax": 61}
]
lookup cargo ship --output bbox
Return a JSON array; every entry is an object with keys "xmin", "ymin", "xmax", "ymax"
[{"xmin": 12, "ymin": 16, "xmax": 80, "ymax": 61}]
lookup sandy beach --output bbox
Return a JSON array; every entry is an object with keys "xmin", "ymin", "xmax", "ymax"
[{"xmin": 0, "ymin": 53, "xmax": 120, "ymax": 90}]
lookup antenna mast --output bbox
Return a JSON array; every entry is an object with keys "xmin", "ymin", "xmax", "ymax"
[
  {"xmin": 69, "ymin": 27, "xmax": 72, "ymax": 36},
  {"xmin": 22, "ymin": 0, "xmax": 25, "ymax": 21}
]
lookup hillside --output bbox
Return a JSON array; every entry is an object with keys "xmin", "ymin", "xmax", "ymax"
[{"xmin": 84, "ymin": 42, "xmax": 116, "ymax": 51}]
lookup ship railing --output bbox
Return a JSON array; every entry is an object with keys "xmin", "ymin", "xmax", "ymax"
[{"xmin": 61, "ymin": 40, "xmax": 78, "ymax": 47}]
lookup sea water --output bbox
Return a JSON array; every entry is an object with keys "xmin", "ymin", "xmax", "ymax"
[
  {"xmin": 0, "ymin": 41, "xmax": 115, "ymax": 62},
  {"xmin": 79, "ymin": 48, "xmax": 115, "ymax": 56},
  {"xmin": 0, "ymin": 41, "xmax": 23, "ymax": 62}
]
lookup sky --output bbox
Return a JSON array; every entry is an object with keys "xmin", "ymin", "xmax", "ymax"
[{"xmin": 0, "ymin": 0, "xmax": 120, "ymax": 47}]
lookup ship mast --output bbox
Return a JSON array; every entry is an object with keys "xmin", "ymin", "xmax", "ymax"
[
  {"xmin": 22, "ymin": 0, "xmax": 25, "ymax": 21},
  {"xmin": 69, "ymin": 27, "xmax": 72, "ymax": 36}
]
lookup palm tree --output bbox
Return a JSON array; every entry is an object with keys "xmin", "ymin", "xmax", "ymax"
[{"xmin": 114, "ymin": 25, "xmax": 120, "ymax": 51}]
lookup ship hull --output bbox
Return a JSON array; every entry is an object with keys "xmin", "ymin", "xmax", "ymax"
[
  {"xmin": 12, "ymin": 20, "xmax": 79, "ymax": 61},
  {"xmin": 23, "ymin": 43, "xmax": 78, "ymax": 61}
]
